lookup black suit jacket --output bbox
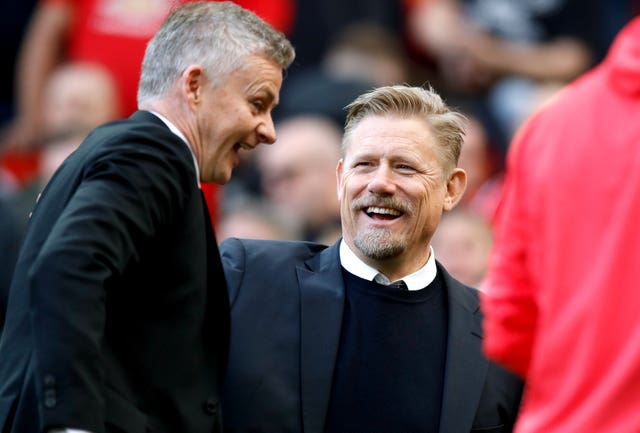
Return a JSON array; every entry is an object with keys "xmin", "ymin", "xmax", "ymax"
[
  {"xmin": 220, "ymin": 238, "xmax": 522, "ymax": 433},
  {"xmin": 0, "ymin": 197, "xmax": 22, "ymax": 335},
  {"xmin": 0, "ymin": 111, "xmax": 229, "ymax": 433}
]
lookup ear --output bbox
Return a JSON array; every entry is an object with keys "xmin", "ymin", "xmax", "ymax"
[
  {"xmin": 336, "ymin": 158, "xmax": 344, "ymax": 201},
  {"xmin": 443, "ymin": 167, "xmax": 467, "ymax": 211},
  {"xmin": 182, "ymin": 65, "xmax": 205, "ymax": 110}
]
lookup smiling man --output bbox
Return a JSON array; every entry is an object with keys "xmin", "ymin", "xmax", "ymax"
[
  {"xmin": 0, "ymin": 3, "xmax": 294, "ymax": 433},
  {"xmin": 220, "ymin": 85, "xmax": 523, "ymax": 433}
]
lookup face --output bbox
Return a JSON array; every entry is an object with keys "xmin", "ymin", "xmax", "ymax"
[
  {"xmin": 431, "ymin": 211, "xmax": 492, "ymax": 287},
  {"xmin": 337, "ymin": 114, "xmax": 466, "ymax": 277},
  {"xmin": 259, "ymin": 117, "xmax": 342, "ymax": 229},
  {"xmin": 194, "ymin": 55, "xmax": 283, "ymax": 184},
  {"xmin": 44, "ymin": 65, "xmax": 119, "ymax": 136}
]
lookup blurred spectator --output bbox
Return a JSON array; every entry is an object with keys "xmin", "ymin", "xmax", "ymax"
[
  {"xmin": 431, "ymin": 208, "xmax": 493, "ymax": 287},
  {"xmin": 9, "ymin": 62, "xmax": 120, "ymax": 234},
  {"xmin": 257, "ymin": 115, "xmax": 343, "ymax": 244},
  {"xmin": 323, "ymin": 23, "xmax": 412, "ymax": 87},
  {"xmin": 482, "ymin": 16, "xmax": 640, "ymax": 432},
  {"xmin": 406, "ymin": 0, "xmax": 631, "ymax": 150},
  {"xmin": 217, "ymin": 198, "xmax": 302, "ymax": 243},
  {"xmin": 457, "ymin": 113, "xmax": 504, "ymax": 223},
  {"xmin": 287, "ymin": 0, "xmax": 404, "ymax": 72},
  {"xmin": 42, "ymin": 62, "xmax": 120, "ymax": 143},
  {"xmin": 278, "ymin": 22, "xmax": 413, "ymax": 126},
  {"xmin": 4, "ymin": 0, "xmax": 181, "ymax": 149}
]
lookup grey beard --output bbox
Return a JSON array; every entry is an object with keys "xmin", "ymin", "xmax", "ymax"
[{"xmin": 353, "ymin": 227, "xmax": 406, "ymax": 260}]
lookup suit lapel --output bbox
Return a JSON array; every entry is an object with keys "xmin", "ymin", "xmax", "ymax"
[
  {"xmin": 299, "ymin": 242, "xmax": 345, "ymax": 433},
  {"xmin": 438, "ymin": 263, "xmax": 489, "ymax": 433}
]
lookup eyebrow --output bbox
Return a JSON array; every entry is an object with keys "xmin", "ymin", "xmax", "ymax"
[{"xmin": 262, "ymin": 89, "xmax": 278, "ymax": 108}]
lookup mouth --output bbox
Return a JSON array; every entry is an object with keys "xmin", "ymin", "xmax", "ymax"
[
  {"xmin": 364, "ymin": 206, "xmax": 403, "ymax": 221},
  {"xmin": 233, "ymin": 142, "xmax": 255, "ymax": 153}
]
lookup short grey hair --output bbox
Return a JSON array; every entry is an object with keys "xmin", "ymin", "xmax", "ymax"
[
  {"xmin": 342, "ymin": 85, "xmax": 467, "ymax": 171},
  {"xmin": 137, "ymin": 1, "xmax": 295, "ymax": 105}
]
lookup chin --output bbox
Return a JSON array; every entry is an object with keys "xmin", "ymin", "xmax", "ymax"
[{"xmin": 212, "ymin": 169, "xmax": 233, "ymax": 185}]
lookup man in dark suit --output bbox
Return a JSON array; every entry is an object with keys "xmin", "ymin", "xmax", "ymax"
[
  {"xmin": 0, "ymin": 3, "xmax": 294, "ymax": 433},
  {"xmin": 221, "ymin": 85, "xmax": 522, "ymax": 433}
]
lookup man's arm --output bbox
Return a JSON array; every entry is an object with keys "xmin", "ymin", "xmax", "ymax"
[{"xmin": 30, "ymin": 137, "xmax": 192, "ymax": 431}]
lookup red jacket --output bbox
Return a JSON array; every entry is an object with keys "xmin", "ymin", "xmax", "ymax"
[{"xmin": 482, "ymin": 16, "xmax": 640, "ymax": 433}]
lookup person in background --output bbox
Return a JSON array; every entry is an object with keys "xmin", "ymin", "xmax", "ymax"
[
  {"xmin": 0, "ymin": 62, "xmax": 120, "ymax": 331},
  {"xmin": 277, "ymin": 22, "xmax": 413, "ymax": 127},
  {"xmin": 5, "ymin": 0, "xmax": 182, "ymax": 148},
  {"xmin": 257, "ymin": 114, "xmax": 343, "ymax": 244},
  {"xmin": 39, "ymin": 62, "xmax": 120, "ymax": 183},
  {"xmin": 406, "ymin": 0, "xmax": 607, "ymax": 150},
  {"xmin": 431, "ymin": 207, "xmax": 493, "ymax": 287},
  {"xmin": 456, "ymin": 113, "xmax": 505, "ymax": 223},
  {"xmin": 0, "ymin": 3, "xmax": 294, "ymax": 433},
  {"xmin": 216, "ymin": 198, "xmax": 302, "ymax": 242},
  {"xmin": 481, "ymin": 16, "xmax": 640, "ymax": 433},
  {"xmin": 220, "ymin": 84, "xmax": 522, "ymax": 433}
]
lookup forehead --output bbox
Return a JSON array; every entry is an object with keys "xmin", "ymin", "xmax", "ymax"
[
  {"xmin": 348, "ymin": 114, "xmax": 435, "ymax": 155},
  {"xmin": 218, "ymin": 55, "xmax": 283, "ymax": 99}
]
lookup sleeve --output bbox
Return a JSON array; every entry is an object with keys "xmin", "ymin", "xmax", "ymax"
[
  {"xmin": 29, "ymin": 140, "xmax": 193, "ymax": 430},
  {"xmin": 480, "ymin": 118, "xmax": 539, "ymax": 378}
]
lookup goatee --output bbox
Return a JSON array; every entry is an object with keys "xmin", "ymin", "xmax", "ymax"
[{"xmin": 353, "ymin": 227, "xmax": 406, "ymax": 260}]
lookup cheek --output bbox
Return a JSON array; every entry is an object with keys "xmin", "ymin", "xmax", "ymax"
[
  {"xmin": 411, "ymin": 189, "xmax": 446, "ymax": 230},
  {"xmin": 414, "ymin": 183, "xmax": 441, "ymax": 209},
  {"xmin": 337, "ymin": 173, "xmax": 353, "ymax": 202}
]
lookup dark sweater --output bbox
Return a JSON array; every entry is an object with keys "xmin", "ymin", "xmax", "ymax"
[{"xmin": 324, "ymin": 269, "xmax": 449, "ymax": 433}]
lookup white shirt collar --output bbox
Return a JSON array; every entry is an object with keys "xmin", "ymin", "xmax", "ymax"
[
  {"xmin": 339, "ymin": 239, "xmax": 437, "ymax": 291},
  {"xmin": 148, "ymin": 111, "xmax": 200, "ymax": 187}
]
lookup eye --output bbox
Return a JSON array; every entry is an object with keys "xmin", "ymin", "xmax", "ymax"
[
  {"xmin": 396, "ymin": 163, "xmax": 417, "ymax": 173},
  {"xmin": 353, "ymin": 161, "xmax": 373, "ymax": 168},
  {"xmin": 251, "ymin": 100, "xmax": 265, "ymax": 112}
]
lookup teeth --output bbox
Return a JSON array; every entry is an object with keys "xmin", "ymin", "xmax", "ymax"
[
  {"xmin": 366, "ymin": 206, "xmax": 401, "ymax": 216},
  {"xmin": 239, "ymin": 143, "xmax": 253, "ymax": 151}
]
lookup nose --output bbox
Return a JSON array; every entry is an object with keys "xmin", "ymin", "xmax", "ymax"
[
  {"xmin": 256, "ymin": 115, "xmax": 276, "ymax": 145},
  {"xmin": 367, "ymin": 165, "xmax": 396, "ymax": 195}
]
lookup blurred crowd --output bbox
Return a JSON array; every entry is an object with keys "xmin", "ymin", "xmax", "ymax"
[{"xmin": 1, "ymin": 0, "xmax": 639, "ymax": 314}]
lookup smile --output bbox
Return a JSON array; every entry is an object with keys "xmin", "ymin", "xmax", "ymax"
[
  {"xmin": 234, "ymin": 142, "xmax": 255, "ymax": 152},
  {"xmin": 365, "ymin": 206, "xmax": 402, "ymax": 220}
]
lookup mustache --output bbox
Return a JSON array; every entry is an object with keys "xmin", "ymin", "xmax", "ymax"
[{"xmin": 350, "ymin": 196, "xmax": 412, "ymax": 214}]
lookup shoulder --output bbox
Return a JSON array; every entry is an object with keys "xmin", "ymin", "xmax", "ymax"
[
  {"xmin": 220, "ymin": 238, "xmax": 328, "ymax": 265},
  {"xmin": 73, "ymin": 111, "xmax": 197, "ymax": 189},
  {"xmin": 90, "ymin": 111, "xmax": 190, "ymax": 158},
  {"xmin": 436, "ymin": 260, "xmax": 480, "ymax": 307},
  {"xmin": 220, "ymin": 238, "xmax": 331, "ymax": 306}
]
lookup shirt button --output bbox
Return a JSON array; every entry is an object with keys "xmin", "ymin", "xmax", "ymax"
[
  {"xmin": 43, "ymin": 374, "xmax": 56, "ymax": 386},
  {"xmin": 202, "ymin": 398, "xmax": 219, "ymax": 415},
  {"xmin": 44, "ymin": 389, "xmax": 56, "ymax": 408}
]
